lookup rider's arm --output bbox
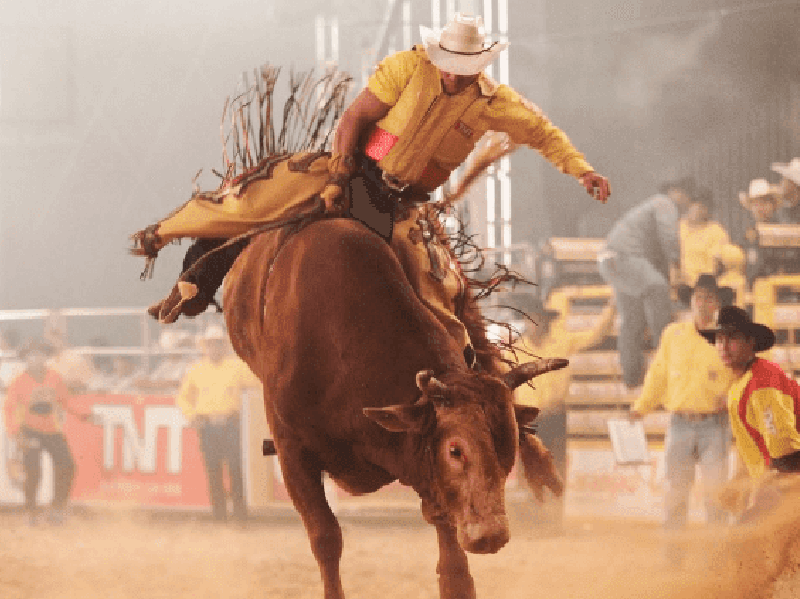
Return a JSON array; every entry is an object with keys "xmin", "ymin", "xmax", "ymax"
[
  {"xmin": 483, "ymin": 86, "xmax": 593, "ymax": 178},
  {"xmin": 332, "ymin": 88, "xmax": 392, "ymax": 158}
]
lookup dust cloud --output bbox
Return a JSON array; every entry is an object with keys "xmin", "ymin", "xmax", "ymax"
[{"xmin": 2, "ymin": 494, "xmax": 800, "ymax": 599}]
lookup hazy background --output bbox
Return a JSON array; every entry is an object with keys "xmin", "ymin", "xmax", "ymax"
[{"xmin": 0, "ymin": 0, "xmax": 798, "ymax": 320}]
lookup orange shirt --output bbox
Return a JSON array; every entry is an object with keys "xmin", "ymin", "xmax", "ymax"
[{"xmin": 4, "ymin": 370, "xmax": 69, "ymax": 435}]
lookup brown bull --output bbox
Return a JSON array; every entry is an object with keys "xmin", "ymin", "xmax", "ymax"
[{"xmin": 224, "ymin": 217, "xmax": 565, "ymax": 599}]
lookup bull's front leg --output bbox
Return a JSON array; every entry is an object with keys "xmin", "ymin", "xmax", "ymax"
[
  {"xmin": 276, "ymin": 443, "xmax": 344, "ymax": 599},
  {"xmin": 423, "ymin": 505, "xmax": 476, "ymax": 599}
]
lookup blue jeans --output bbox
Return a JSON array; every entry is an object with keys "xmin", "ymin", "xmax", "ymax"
[
  {"xmin": 615, "ymin": 286, "xmax": 672, "ymax": 388},
  {"xmin": 663, "ymin": 412, "xmax": 730, "ymax": 530},
  {"xmin": 197, "ymin": 414, "xmax": 246, "ymax": 521},
  {"xmin": 21, "ymin": 428, "xmax": 75, "ymax": 513},
  {"xmin": 598, "ymin": 252, "xmax": 672, "ymax": 388}
]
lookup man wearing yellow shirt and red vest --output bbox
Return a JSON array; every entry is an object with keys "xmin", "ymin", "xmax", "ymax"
[
  {"xmin": 176, "ymin": 325, "xmax": 259, "ymax": 523},
  {"xmin": 630, "ymin": 275, "xmax": 736, "ymax": 548},
  {"xmin": 132, "ymin": 13, "xmax": 610, "ymax": 363},
  {"xmin": 699, "ymin": 306, "xmax": 800, "ymax": 523},
  {"xmin": 701, "ymin": 307, "xmax": 800, "ymax": 480}
]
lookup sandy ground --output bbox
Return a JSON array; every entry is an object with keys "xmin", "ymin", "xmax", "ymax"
[{"xmin": 2, "ymin": 501, "xmax": 800, "ymax": 599}]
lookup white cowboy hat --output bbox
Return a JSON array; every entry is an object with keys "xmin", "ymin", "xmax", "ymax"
[
  {"xmin": 771, "ymin": 157, "xmax": 800, "ymax": 186},
  {"xmin": 738, "ymin": 177, "xmax": 781, "ymax": 208},
  {"xmin": 420, "ymin": 13, "xmax": 508, "ymax": 76},
  {"xmin": 200, "ymin": 324, "xmax": 227, "ymax": 343}
]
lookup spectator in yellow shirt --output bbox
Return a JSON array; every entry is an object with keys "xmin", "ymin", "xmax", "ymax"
[
  {"xmin": 176, "ymin": 324, "xmax": 260, "ymax": 523},
  {"xmin": 679, "ymin": 187, "xmax": 731, "ymax": 287},
  {"xmin": 631, "ymin": 274, "xmax": 736, "ymax": 565},
  {"xmin": 511, "ymin": 293, "xmax": 616, "ymax": 533}
]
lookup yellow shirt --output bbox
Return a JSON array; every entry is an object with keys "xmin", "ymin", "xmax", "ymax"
[
  {"xmin": 513, "ymin": 304, "xmax": 616, "ymax": 411},
  {"xmin": 679, "ymin": 219, "xmax": 730, "ymax": 286},
  {"xmin": 367, "ymin": 47, "xmax": 593, "ymax": 191},
  {"xmin": 176, "ymin": 356, "xmax": 259, "ymax": 420},
  {"xmin": 634, "ymin": 320, "xmax": 735, "ymax": 414}
]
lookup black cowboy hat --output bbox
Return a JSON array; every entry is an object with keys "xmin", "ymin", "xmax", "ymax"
[
  {"xmin": 676, "ymin": 273, "xmax": 735, "ymax": 307},
  {"xmin": 699, "ymin": 305, "xmax": 776, "ymax": 353}
]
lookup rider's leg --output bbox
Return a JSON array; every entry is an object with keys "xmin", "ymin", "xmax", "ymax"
[
  {"xmin": 135, "ymin": 154, "xmax": 332, "ymax": 323},
  {"xmin": 391, "ymin": 212, "xmax": 474, "ymax": 366}
]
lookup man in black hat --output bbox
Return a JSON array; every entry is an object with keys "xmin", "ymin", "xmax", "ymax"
[
  {"xmin": 630, "ymin": 274, "xmax": 735, "ymax": 561},
  {"xmin": 701, "ymin": 306, "xmax": 800, "ymax": 481}
]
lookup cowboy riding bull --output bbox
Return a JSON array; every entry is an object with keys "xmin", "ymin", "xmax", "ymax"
[{"xmin": 130, "ymin": 14, "xmax": 612, "ymax": 599}]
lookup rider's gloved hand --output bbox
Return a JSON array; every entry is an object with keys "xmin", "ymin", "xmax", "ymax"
[
  {"xmin": 321, "ymin": 153, "xmax": 356, "ymax": 214},
  {"xmin": 320, "ymin": 182, "xmax": 347, "ymax": 214}
]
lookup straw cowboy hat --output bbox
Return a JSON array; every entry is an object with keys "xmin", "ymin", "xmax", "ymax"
[
  {"xmin": 199, "ymin": 324, "xmax": 227, "ymax": 344},
  {"xmin": 420, "ymin": 13, "xmax": 508, "ymax": 76},
  {"xmin": 738, "ymin": 178, "xmax": 781, "ymax": 209},
  {"xmin": 700, "ymin": 305, "xmax": 776, "ymax": 353},
  {"xmin": 772, "ymin": 157, "xmax": 800, "ymax": 186}
]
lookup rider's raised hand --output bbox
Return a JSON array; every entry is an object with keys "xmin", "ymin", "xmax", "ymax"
[{"xmin": 581, "ymin": 172, "xmax": 611, "ymax": 204}]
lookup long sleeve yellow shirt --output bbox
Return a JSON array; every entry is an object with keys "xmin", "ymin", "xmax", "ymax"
[
  {"xmin": 679, "ymin": 219, "xmax": 730, "ymax": 286},
  {"xmin": 175, "ymin": 356, "xmax": 260, "ymax": 421},
  {"xmin": 633, "ymin": 320, "xmax": 735, "ymax": 414},
  {"xmin": 513, "ymin": 303, "xmax": 616, "ymax": 411},
  {"xmin": 727, "ymin": 358, "xmax": 800, "ymax": 478},
  {"xmin": 366, "ymin": 47, "xmax": 593, "ymax": 191}
]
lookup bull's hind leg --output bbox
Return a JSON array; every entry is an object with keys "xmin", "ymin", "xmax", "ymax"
[
  {"xmin": 432, "ymin": 520, "xmax": 477, "ymax": 599},
  {"xmin": 277, "ymin": 445, "xmax": 345, "ymax": 599}
]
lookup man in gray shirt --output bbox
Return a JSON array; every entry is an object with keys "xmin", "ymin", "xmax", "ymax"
[{"xmin": 598, "ymin": 178, "xmax": 694, "ymax": 388}]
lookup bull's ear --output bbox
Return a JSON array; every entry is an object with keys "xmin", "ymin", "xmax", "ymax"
[
  {"xmin": 514, "ymin": 404, "xmax": 541, "ymax": 428},
  {"xmin": 363, "ymin": 402, "xmax": 433, "ymax": 433},
  {"xmin": 502, "ymin": 358, "xmax": 569, "ymax": 390}
]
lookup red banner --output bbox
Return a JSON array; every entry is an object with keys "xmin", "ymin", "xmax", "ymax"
[{"xmin": 64, "ymin": 394, "xmax": 210, "ymax": 508}]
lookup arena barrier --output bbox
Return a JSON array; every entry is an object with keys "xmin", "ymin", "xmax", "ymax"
[{"xmin": 0, "ymin": 389, "xmax": 729, "ymax": 522}]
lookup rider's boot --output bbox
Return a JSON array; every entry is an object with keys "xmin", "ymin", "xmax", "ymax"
[
  {"xmin": 147, "ymin": 237, "xmax": 249, "ymax": 324},
  {"xmin": 148, "ymin": 281, "xmax": 205, "ymax": 324}
]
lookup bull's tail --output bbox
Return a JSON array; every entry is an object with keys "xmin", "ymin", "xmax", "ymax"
[{"xmin": 518, "ymin": 432, "xmax": 564, "ymax": 502}]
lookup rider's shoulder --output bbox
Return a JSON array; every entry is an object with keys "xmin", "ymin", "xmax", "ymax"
[{"xmin": 486, "ymin": 83, "xmax": 543, "ymax": 116}]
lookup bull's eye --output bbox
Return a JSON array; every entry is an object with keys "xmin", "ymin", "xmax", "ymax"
[{"xmin": 449, "ymin": 443, "xmax": 463, "ymax": 460}]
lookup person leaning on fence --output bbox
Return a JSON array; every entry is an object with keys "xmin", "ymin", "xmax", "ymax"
[
  {"xmin": 630, "ymin": 274, "xmax": 736, "ymax": 565},
  {"xmin": 598, "ymin": 177, "xmax": 694, "ymax": 389},
  {"xmin": 175, "ymin": 325, "xmax": 260, "ymax": 524},
  {"xmin": 700, "ymin": 306, "xmax": 800, "ymax": 523},
  {"xmin": 3, "ymin": 339, "xmax": 76, "ymax": 526},
  {"xmin": 131, "ymin": 13, "xmax": 610, "ymax": 369}
]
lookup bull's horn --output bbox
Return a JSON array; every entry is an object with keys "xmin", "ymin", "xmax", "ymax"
[
  {"xmin": 416, "ymin": 369, "xmax": 447, "ymax": 394},
  {"xmin": 502, "ymin": 358, "xmax": 569, "ymax": 390}
]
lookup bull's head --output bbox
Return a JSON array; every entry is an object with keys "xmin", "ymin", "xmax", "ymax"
[{"xmin": 363, "ymin": 358, "xmax": 567, "ymax": 555}]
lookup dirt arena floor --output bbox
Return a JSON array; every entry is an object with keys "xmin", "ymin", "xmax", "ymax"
[{"xmin": 2, "ymin": 499, "xmax": 800, "ymax": 599}]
